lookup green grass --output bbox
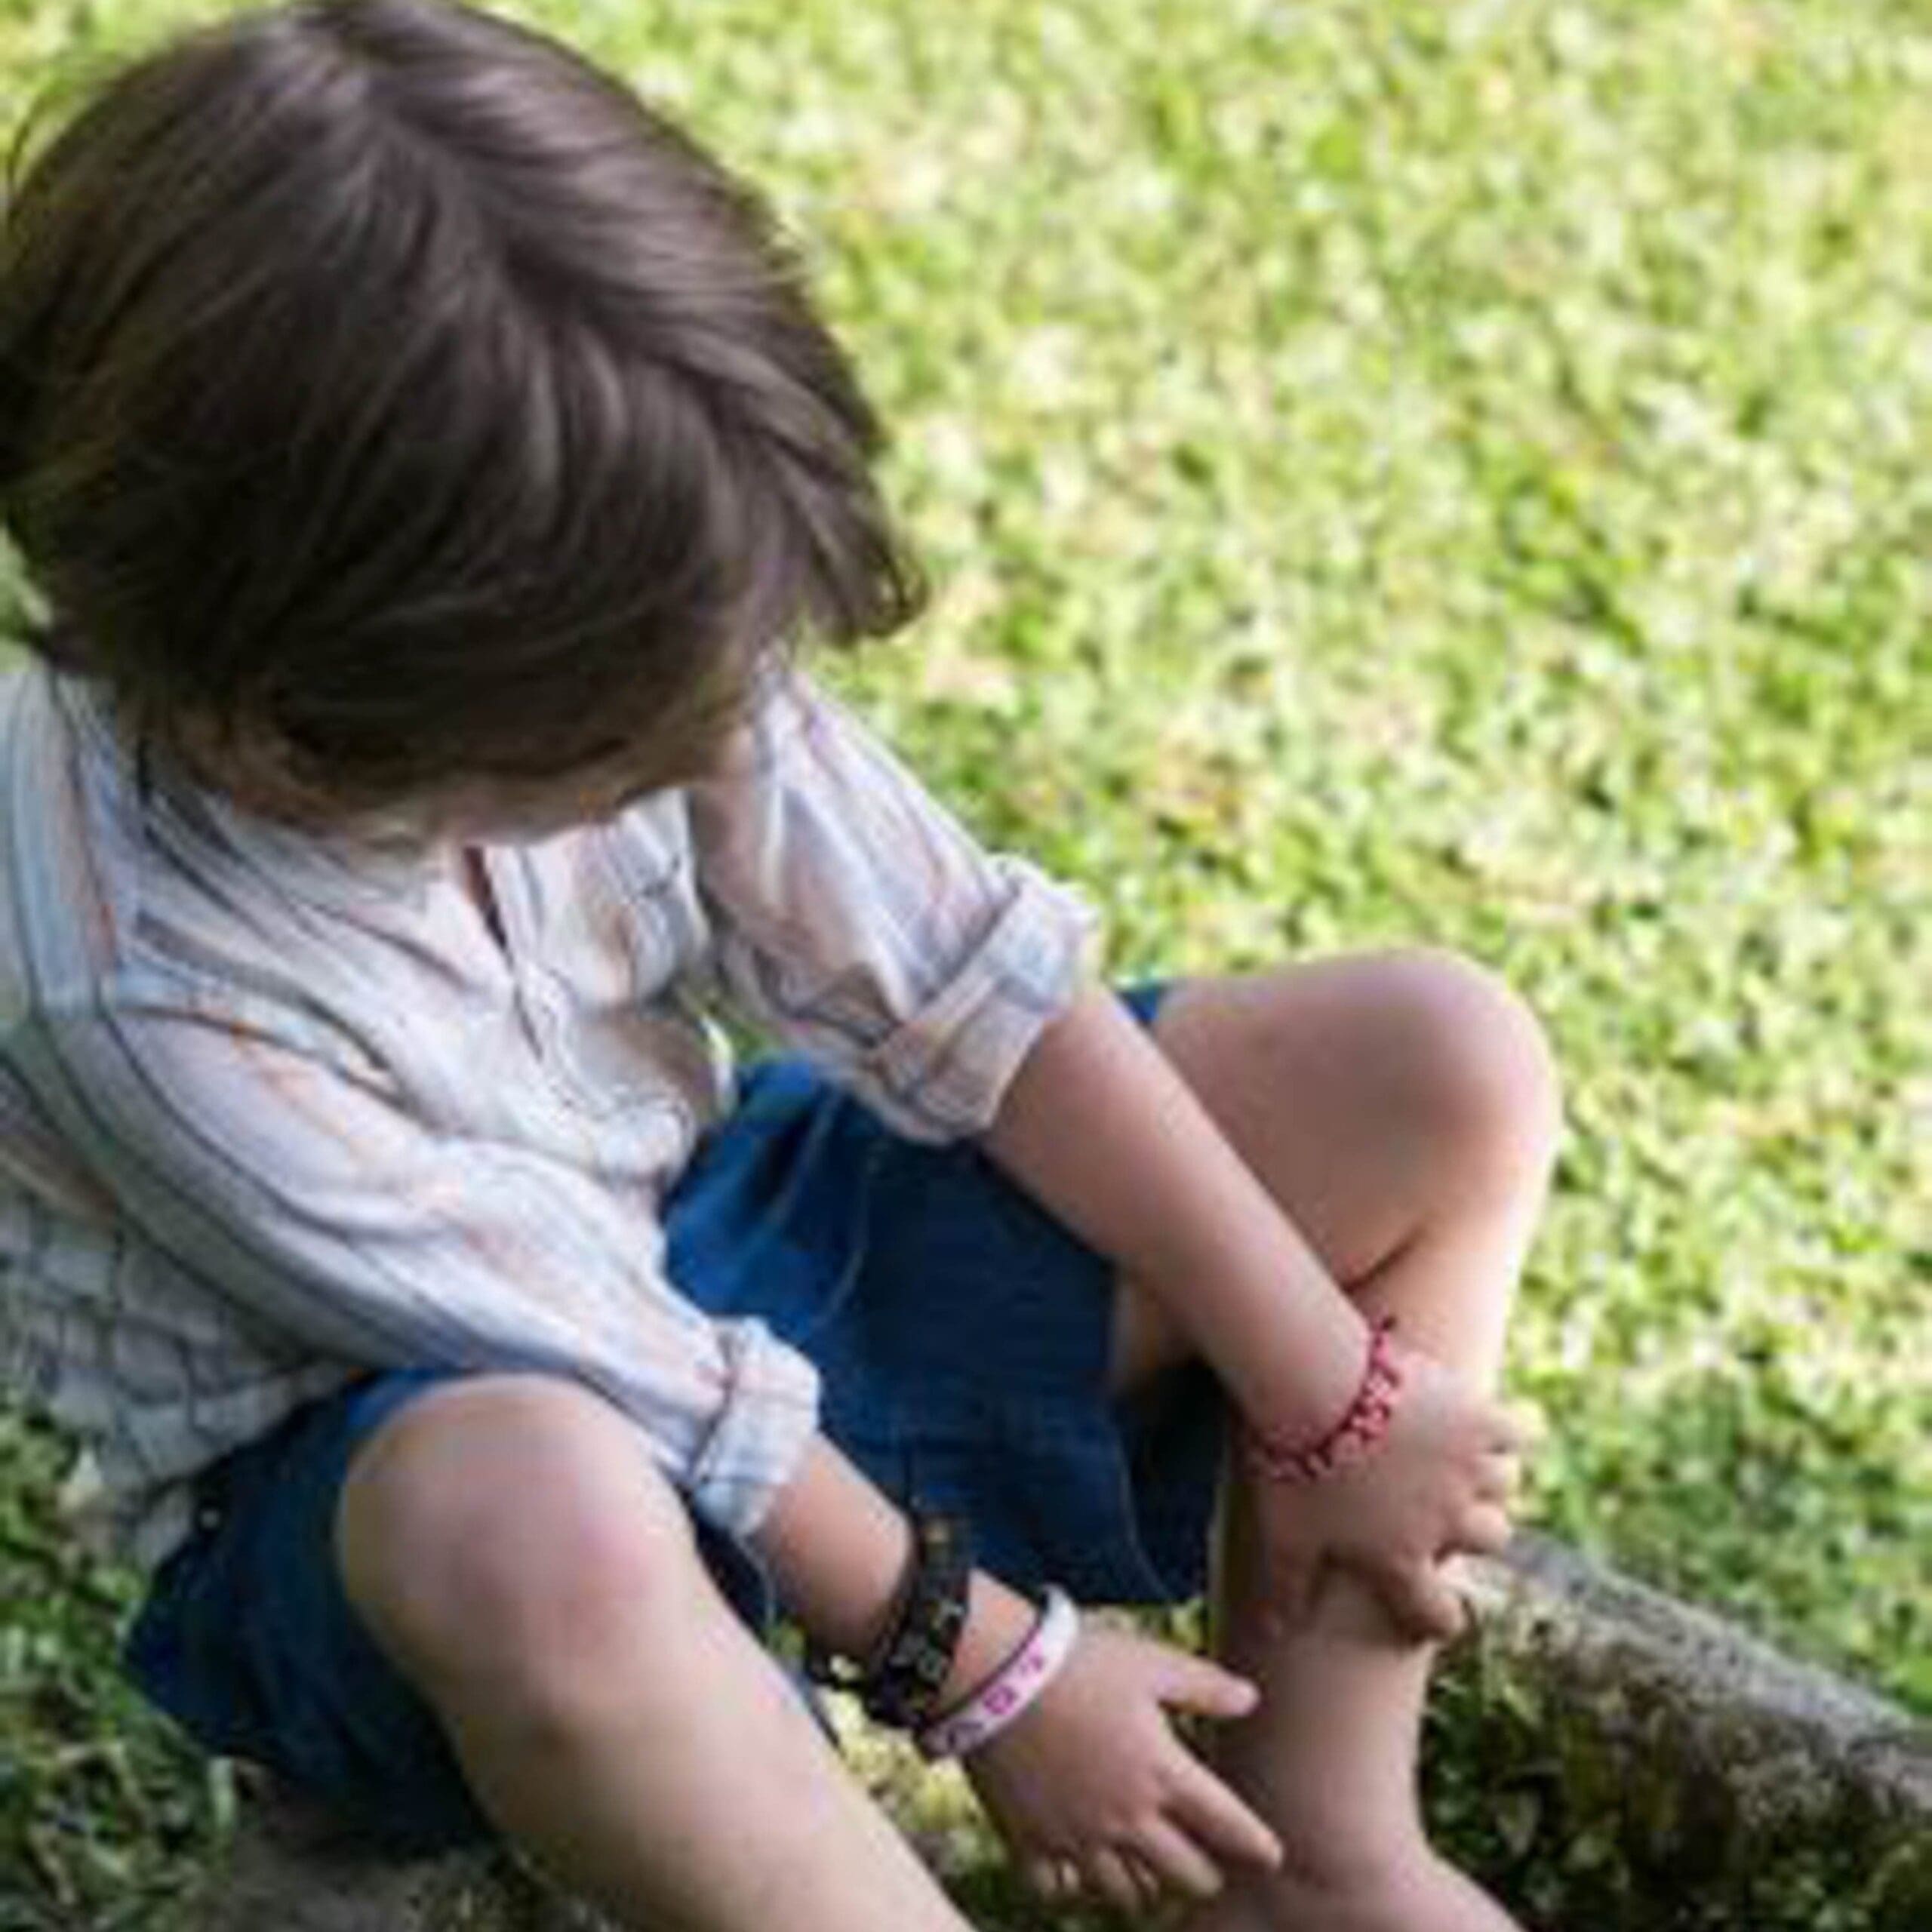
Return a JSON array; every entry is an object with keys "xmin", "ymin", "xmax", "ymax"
[{"xmin": 3, "ymin": 0, "xmax": 1928, "ymax": 1924}]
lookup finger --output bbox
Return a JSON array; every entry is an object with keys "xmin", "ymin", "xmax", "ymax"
[
  {"xmin": 1025, "ymin": 1854, "xmax": 1081, "ymax": 1901},
  {"xmin": 1167, "ymin": 1758, "xmax": 1286, "ymax": 1872},
  {"xmin": 1119, "ymin": 1844, "xmax": 1166, "ymax": 1908},
  {"xmin": 1455, "ymin": 1503, "xmax": 1513, "ymax": 1557},
  {"xmin": 1088, "ymin": 1847, "xmax": 1143, "ymax": 1915},
  {"xmin": 1137, "ymin": 1814, "xmax": 1226, "ymax": 1900},
  {"xmin": 1020, "ymin": 1854, "xmax": 1065, "ymax": 1899},
  {"xmin": 1157, "ymin": 1650, "xmax": 1263, "ymax": 1721},
  {"xmin": 1386, "ymin": 1561, "xmax": 1467, "ymax": 1643}
]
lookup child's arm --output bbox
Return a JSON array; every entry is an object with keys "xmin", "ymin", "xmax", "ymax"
[
  {"xmin": 749, "ymin": 1426, "xmax": 1041, "ymax": 1705},
  {"xmin": 685, "ymin": 667, "xmax": 1381, "ymax": 1534},
  {"xmin": 978, "ymin": 977, "xmax": 1520, "ymax": 1638},
  {"xmin": 979, "ymin": 978, "xmax": 1371, "ymax": 1433},
  {"xmin": 20, "ymin": 976, "xmax": 820, "ymax": 1546},
  {"xmin": 680, "ymin": 670, "xmax": 1429, "ymax": 1435},
  {"xmin": 681, "ymin": 666, "xmax": 1100, "ymax": 1147}
]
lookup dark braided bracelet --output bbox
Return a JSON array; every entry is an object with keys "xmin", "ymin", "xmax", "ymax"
[{"xmin": 803, "ymin": 1507, "xmax": 974, "ymax": 1732}]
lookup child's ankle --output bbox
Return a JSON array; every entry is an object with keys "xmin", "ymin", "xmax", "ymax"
[
  {"xmin": 1262, "ymin": 1807, "xmax": 1431, "ymax": 1896},
  {"xmin": 1188, "ymin": 1841, "xmax": 1522, "ymax": 1932}
]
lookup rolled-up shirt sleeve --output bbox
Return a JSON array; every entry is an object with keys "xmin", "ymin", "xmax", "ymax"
[
  {"xmin": 14, "ymin": 972, "xmax": 820, "ymax": 1537},
  {"xmin": 682, "ymin": 669, "xmax": 1101, "ymax": 1141}
]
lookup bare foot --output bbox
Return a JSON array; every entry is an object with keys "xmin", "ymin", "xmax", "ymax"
[{"xmin": 1177, "ymin": 1843, "xmax": 1523, "ymax": 1932}]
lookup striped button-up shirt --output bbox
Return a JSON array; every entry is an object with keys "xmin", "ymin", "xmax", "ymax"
[{"xmin": 0, "ymin": 660, "xmax": 1097, "ymax": 1570}]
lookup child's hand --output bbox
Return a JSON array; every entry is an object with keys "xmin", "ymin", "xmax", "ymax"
[
  {"xmin": 1244, "ymin": 1339, "xmax": 1523, "ymax": 1642},
  {"xmin": 958, "ymin": 1617, "xmax": 1283, "ymax": 1913}
]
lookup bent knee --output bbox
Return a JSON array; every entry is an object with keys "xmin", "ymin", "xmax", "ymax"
[
  {"xmin": 337, "ymin": 1375, "xmax": 703, "ymax": 1712},
  {"xmin": 1376, "ymin": 947, "xmax": 1564, "ymax": 1187}
]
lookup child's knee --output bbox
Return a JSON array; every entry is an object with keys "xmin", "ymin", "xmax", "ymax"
[
  {"xmin": 1378, "ymin": 948, "xmax": 1564, "ymax": 1190},
  {"xmin": 336, "ymin": 1373, "xmax": 709, "ymax": 1722}
]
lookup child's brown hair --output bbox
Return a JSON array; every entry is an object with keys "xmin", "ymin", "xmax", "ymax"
[{"xmin": 0, "ymin": 0, "xmax": 924, "ymax": 823}]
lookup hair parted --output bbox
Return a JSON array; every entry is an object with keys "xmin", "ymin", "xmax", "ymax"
[{"xmin": 0, "ymin": 0, "xmax": 925, "ymax": 822}]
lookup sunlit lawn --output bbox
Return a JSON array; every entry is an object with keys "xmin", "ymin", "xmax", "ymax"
[{"xmin": 2, "ymin": 1, "xmax": 1926, "ymax": 1925}]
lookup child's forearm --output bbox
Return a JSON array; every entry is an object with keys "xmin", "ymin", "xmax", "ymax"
[
  {"xmin": 980, "ymin": 978, "xmax": 1370, "ymax": 1433},
  {"xmin": 749, "ymin": 1431, "xmax": 1039, "ymax": 1708}
]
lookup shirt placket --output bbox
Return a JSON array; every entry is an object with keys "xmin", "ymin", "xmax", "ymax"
[
  {"xmin": 469, "ymin": 848, "xmax": 611, "ymax": 1140},
  {"xmin": 468, "ymin": 849, "xmax": 554, "ymax": 1060}
]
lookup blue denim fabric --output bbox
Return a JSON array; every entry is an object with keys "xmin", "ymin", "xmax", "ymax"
[{"xmin": 122, "ymin": 979, "xmax": 1229, "ymax": 1857}]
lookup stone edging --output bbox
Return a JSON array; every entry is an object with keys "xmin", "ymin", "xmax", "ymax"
[
  {"xmin": 1438, "ymin": 1534, "xmax": 1930, "ymax": 1927},
  {"xmin": 1468, "ymin": 1534, "xmax": 1930, "ymax": 1821}
]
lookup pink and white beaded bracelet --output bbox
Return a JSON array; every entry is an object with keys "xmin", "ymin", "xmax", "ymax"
[{"xmin": 914, "ymin": 1586, "xmax": 1080, "ymax": 1762}]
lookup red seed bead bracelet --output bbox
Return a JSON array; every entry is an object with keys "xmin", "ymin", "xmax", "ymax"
[{"xmin": 1238, "ymin": 1315, "xmax": 1406, "ymax": 1484}]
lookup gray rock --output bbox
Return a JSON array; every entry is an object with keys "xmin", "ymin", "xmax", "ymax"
[
  {"xmin": 1440, "ymin": 1535, "xmax": 1931, "ymax": 1928},
  {"xmin": 1468, "ymin": 1535, "xmax": 1930, "ymax": 1823}
]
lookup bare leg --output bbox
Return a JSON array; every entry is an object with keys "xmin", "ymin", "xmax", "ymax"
[
  {"xmin": 337, "ymin": 1376, "xmax": 976, "ymax": 1932},
  {"xmin": 1105, "ymin": 952, "xmax": 1562, "ymax": 1930},
  {"xmin": 1181, "ymin": 1211, "xmax": 1543, "ymax": 1931}
]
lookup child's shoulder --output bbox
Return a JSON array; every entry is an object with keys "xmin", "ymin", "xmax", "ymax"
[{"xmin": 0, "ymin": 663, "xmax": 197, "ymax": 1007}]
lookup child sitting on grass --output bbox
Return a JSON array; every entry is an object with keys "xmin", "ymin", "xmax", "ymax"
[{"xmin": 0, "ymin": 4, "xmax": 1561, "ymax": 1927}]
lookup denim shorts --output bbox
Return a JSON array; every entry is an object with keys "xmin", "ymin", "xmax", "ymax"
[{"xmin": 122, "ymin": 979, "xmax": 1229, "ymax": 1857}]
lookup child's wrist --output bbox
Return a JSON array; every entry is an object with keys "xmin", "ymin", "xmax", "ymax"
[
  {"xmin": 937, "ymin": 1570, "xmax": 1044, "ymax": 1712},
  {"xmin": 804, "ymin": 1506, "xmax": 978, "ymax": 1730},
  {"xmin": 1238, "ymin": 1314, "xmax": 1406, "ymax": 1484},
  {"xmin": 916, "ymin": 1586, "xmax": 1079, "ymax": 1761},
  {"xmin": 796, "ymin": 1523, "xmax": 1038, "ymax": 1731},
  {"xmin": 1221, "ymin": 1291, "xmax": 1375, "ymax": 1445}
]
